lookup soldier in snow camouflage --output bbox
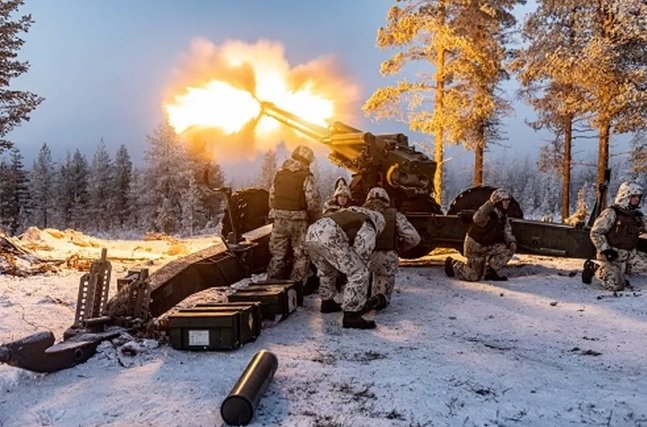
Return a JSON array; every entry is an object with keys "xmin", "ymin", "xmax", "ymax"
[
  {"xmin": 362, "ymin": 187, "xmax": 420, "ymax": 310},
  {"xmin": 322, "ymin": 177, "xmax": 351, "ymax": 216},
  {"xmin": 583, "ymin": 182, "xmax": 647, "ymax": 290},
  {"xmin": 266, "ymin": 145, "xmax": 321, "ymax": 285},
  {"xmin": 445, "ymin": 188, "xmax": 517, "ymax": 282},
  {"xmin": 305, "ymin": 204, "xmax": 385, "ymax": 329}
]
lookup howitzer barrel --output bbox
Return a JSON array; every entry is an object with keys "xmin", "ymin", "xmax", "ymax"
[{"xmin": 220, "ymin": 349, "xmax": 278, "ymax": 426}]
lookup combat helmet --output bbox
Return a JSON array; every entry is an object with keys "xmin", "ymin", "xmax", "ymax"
[
  {"xmin": 291, "ymin": 145, "xmax": 314, "ymax": 165},
  {"xmin": 614, "ymin": 182, "xmax": 643, "ymax": 209},
  {"xmin": 490, "ymin": 188, "xmax": 511, "ymax": 204}
]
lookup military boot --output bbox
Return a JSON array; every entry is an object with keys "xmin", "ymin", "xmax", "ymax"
[
  {"xmin": 366, "ymin": 293, "xmax": 388, "ymax": 311},
  {"xmin": 484, "ymin": 266, "xmax": 507, "ymax": 281},
  {"xmin": 342, "ymin": 311, "xmax": 376, "ymax": 329},
  {"xmin": 581, "ymin": 260, "xmax": 598, "ymax": 285},
  {"xmin": 320, "ymin": 299, "xmax": 342, "ymax": 313},
  {"xmin": 444, "ymin": 257, "xmax": 455, "ymax": 277}
]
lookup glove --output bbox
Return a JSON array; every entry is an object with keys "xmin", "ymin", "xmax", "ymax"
[
  {"xmin": 508, "ymin": 242, "xmax": 517, "ymax": 253},
  {"xmin": 601, "ymin": 248, "xmax": 619, "ymax": 262}
]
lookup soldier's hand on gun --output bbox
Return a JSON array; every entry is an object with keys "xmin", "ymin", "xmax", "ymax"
[
  {"xmin": 602, "ymin": 248, "xmax": 619, "ymax": 262},
  {"xmin": 508, "ymin": 242, "xmax": 517, "ymax": 252}
]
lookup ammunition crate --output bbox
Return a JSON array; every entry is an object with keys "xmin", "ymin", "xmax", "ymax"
[
  {"xmin": 168, "ymin": 311, "xmax": 241, "ymax": 351},
  {"xmin": 248, "ymin": 280, "xmax": 304, "ymax": 307},
  {"xmin": 180, "ymin": 303, "xmax": 261, "ymax": 343},
  {"xmin": 228, "ymin": 286, "xmax": 296, "ymax": 321}
]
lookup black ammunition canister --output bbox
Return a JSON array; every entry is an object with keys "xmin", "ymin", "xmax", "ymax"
[{"xmin": 220, "ymin": 349, "xmax": 278, "ymax": 426}]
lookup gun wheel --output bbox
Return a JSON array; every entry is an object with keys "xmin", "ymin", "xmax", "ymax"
[{"xmin": 447, "ymin": 186, "xmax": 523, "ymax": 219}]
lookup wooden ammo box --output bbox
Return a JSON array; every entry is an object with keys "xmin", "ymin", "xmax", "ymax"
[
  {"xmin": 168, "ymin": 311, "xmax": 241, "ymax": 351},
  {"xmin": 248, "ymin": 280, "xmax": 304, "ymax": 307},
  {"xmin": 181, "ymin": 303, "xmax": 262, "ymax": 343},
  {"xmin": 228, "ymin": 286, "xmax": 295, "ymax": 321}
]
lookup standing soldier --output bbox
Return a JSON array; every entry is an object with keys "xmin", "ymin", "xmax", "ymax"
[
  {"xmin": 444, "ymin": 188, "xmax": 517, "ymax": 282},
  {"xmin": 583, "ymin": 182, "xmax": 647, "ymax": 290},
  {"xmin": 305, "ymin": 204, "xmax": 385, "ymax": 329},
  {"xmin": 266, "ymin": 145, "xmax": 321, "ymax": 286},
  {"xmin": 322, "ymin": 177, "xmax": 351, "ymax": 216},
  {"xmin": 363, "ymin": 187, "xmax": 420, "ymax": 310}
]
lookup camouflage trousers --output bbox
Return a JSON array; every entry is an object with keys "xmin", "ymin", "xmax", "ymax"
[
  {"xmin": 266, "ymin": 218, "xmax": 310, "ymax": 284},
  {"xmin": 453, "ymin": 236, "xmax": 514, "ymax": 282},
  {"xmin": 369, "ymin": 250, "xmax": 399, "ymax": 304},
  {"xmin": 305, "ymin": 218, "xmax": 372, "ymax": 312},
  {"xmin": 594, "ymin": 248, "xmax": 647, "ymax": 291}
]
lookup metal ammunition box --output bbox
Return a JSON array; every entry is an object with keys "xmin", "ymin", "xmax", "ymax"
[
  {"xmin": 179, "ymin": 304, "xmax": 261, "ymax": 344},
  {"xmin": 168, "ymin": 311, "xmax": 241, "ymax": 351},
  {"xmin": 248, "ymin": 280, "xmax": 303, "ymax": 307},
  {"xmin": 228, "ymin": 287, "xmax": 295, "ymax": 321},
  {"xmin": 194, "ymin": 302, "xmax": 263, "ymax": 339}
]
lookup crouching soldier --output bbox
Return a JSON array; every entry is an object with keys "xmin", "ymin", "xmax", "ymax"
[
  {"xmin": 445, "ymin": 188, "xmax": 517, "ymax": 281},
  {"xmin": 583, "ymin": 182, "xmax": 647, "ymax": 290},
  {"xmin": 266, "ymin": 145, "xmax": 321, "ymax": 285},
  {"xmin": 362, "ymin": 187, "xmax": 420, "ymax": 310},
  {"xmin": 305, "ymin": 205, "xmax": 385, "ymax": 329}
]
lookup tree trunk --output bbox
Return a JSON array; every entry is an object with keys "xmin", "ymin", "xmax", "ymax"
[
  {"xmin": 598, "ymin": 121, "xmax": 610, "ymax": 209},
  {"xmin": 561, "ymin": 116, "xmax": 573, "ymax": 221},
  {"xmin": 473, "ymin": 125, "xmax": 485, "ymax": 186},
  {"xmin": 433, "ymin": 0, "xmax": 446, "ymax": 205}
]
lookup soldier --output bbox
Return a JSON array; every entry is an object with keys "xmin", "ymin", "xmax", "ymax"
[
  {"xmin": 266, "ymin": 145, "xmax": 321, "ymax": 285},
  {"xmin": 363, "ymin": 187, "xmax": 421, "ymax": 310},
  {"xmin": 583, "ymin": 182, "xmax": 647, "ymax": 290},
  {"xmin": 305, "ymin": 204, "xmax": 385, "ymax": 329},
  {"xmin": 444, "ymin": 188, "xmax": 517, "ymax": 282},
  {"xmin": 322, "ymin": 177, "xmax": 351, "ymax": 216}
]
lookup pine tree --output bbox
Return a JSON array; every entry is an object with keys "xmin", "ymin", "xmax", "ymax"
[
  {"xmin": 180, "ymin": 175, "xmax": 207, "ymax": 236},
  {"xmin": 0, "ymin": 0, "xmax": 44, "ymax": 152},
  {"xmin": 29, "ymin": 143, "xmax": 55, "ymax": 228},
  {"xmin": 112, "ymin": 144, "xmax": 133, "ymax": 230},
  {"xmin": 364, "ymin": 0, "xmax": 521, "ymax": 201},
  {"xmin": 575, "ymin": 1, "xmax": 647, "ymax": 197},
  {"xmin": 87, "ymin": 141, "xmax": 114, "ymax": 232},
  {"xmin": 256, "ymin": 149, "xmax": 277, "ymax": 190},
  {"xmin": 141, "ymin": 123, "xmax": 194, "ymax": 234},
  {"xmin": 68, "ymin": 149, "xmax": 90, "ymax": 230},
  {"xmin": 513, "ymin": 1, "xmax": 590, "ymax": 220}
]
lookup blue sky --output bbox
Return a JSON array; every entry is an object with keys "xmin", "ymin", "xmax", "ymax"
[{"xmin": 9, "ymin": 0, "xmax": 604, "ymax": 174}]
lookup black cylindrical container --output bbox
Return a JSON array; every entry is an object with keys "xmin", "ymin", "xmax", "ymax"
[{"xmin": 220, "ymin": 349, "xmax": 279, "ymax": 426}]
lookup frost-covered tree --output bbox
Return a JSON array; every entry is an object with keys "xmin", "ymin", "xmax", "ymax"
[
  {"xmin": 576, "ymin": 1, "xmax": 647, "ymax": 193},
  {"xmin": 256, "ymin": 149, "xmax": 277, "ymax": 190},
  {"xmin": 87, "ymin": 141, "xmax": 114, "ymax": 232},
  {"xmin": 141, "ymin": 123, "xmax": 195, "ymax": 234},
  {"xmin": 29, "ymin": 143, "xmax": 55, "ymax": 228},
  {"xmin": 180, "ymin": 175, "xmax": 207, "ymax": 236},
  {"xmin": 364, "ymin": 0, "xmax": 522, "ymax": 201},
  {"xmin": 0, "ymin": 147, "xmax": 29, "ymax": 234},
  {"xmin": 112, "ymin": 144, "xmax": 133, "ymax": 230},
  {"xmin": 0, "ymin": 0, "xmax": 43, "ymax": 152},
  {"xmin": 55, "ymin": 149, "xmax": 89, "ymax": 230},
  {"xmin": 512, "ymin": 0, "xmax": 588, "ymax": 220}
]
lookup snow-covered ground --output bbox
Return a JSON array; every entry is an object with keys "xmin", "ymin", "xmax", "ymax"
[{"xmin": 1, "ymin": 231, "xmax": 646, "ymax": 427}]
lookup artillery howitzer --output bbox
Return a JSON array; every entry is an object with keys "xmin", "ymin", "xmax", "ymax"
[{"xmin": 257, "ymin": 102, "xmax": 646, "ymax": 259}]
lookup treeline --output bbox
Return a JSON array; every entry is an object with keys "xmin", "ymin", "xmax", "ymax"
[{"xmin": 0, "ymin": 123, "xmax": 226, "ymax": 237}]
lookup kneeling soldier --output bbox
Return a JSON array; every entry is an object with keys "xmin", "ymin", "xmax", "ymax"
[
  {"xmin": 445, "ymin": 188, "xmax": 517, "ymax": 282},
  {"xmin": 583, "ymin": 182, "xmax": 647, "ymax": 290}
]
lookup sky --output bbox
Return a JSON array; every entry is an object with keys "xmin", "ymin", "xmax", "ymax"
[{"xmin": 7, "ymin": 0, "xmax": 609, "ymax": 176}]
